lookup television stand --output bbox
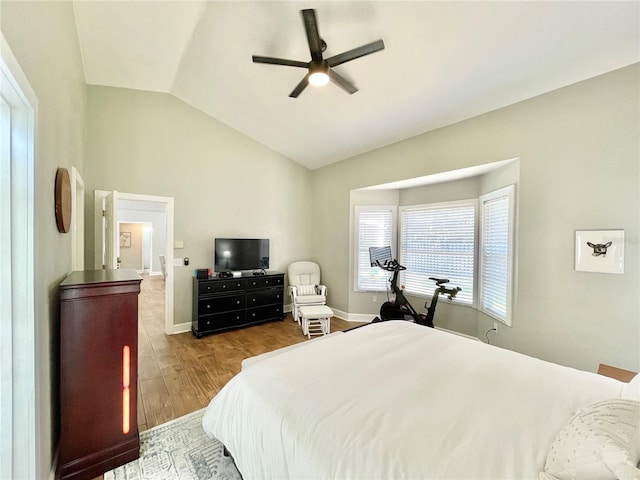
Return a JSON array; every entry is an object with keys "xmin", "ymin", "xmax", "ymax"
[{"xmin": 192, "ymin": 271, "xmax": 285, "ymax": 338}]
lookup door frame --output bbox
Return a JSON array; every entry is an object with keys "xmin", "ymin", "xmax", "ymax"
[
  {"xmin": 70, "ymin": 166, "xmax": 84, "ymax": 271},
  {"xmin": 94, "ymin": 190, "xmax": 175, "ymax": 334},
  {"xmin": 1, "ymin": 31, "xmax": 37, "ymax": 480}
]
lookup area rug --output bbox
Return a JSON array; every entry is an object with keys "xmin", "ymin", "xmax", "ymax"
[{"xmin": 104, "ymin": 408, "xmax": 242, "ymax": 480}]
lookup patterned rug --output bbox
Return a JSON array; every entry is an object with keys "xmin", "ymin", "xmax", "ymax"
[{"xmin": 104, "ymin": 408, "xmax": 242, "ymax": 480}]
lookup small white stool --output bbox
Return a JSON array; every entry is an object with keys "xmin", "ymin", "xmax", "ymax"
[{"xmin": 298, "ymin": 305, "xmax": 333, "ymax": 338}]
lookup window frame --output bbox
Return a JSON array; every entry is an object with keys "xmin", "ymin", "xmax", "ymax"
[
  {"xmin": 354, "ymin": 205, "xmax": 397, "ymax": 292},
  {"xmin": 478, "ymin": 185, "xmax": 516, "ymax": 325}
]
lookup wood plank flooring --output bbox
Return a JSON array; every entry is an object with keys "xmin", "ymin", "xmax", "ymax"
[
  {"xmin": 136, "ymin": 274, "xmax": 365, "ymax": 430},
  {"xmin": 94, "ymin": 274, "xmax": 365, "ymax": 479}
]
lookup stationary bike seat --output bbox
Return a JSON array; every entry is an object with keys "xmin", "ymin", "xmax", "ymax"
[{"xmin": 428, "ymin": 277, "xmax": 449, "ymax": 285}]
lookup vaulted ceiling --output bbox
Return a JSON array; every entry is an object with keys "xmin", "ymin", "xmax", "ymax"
[{"xmin": 72, "ymin": 1, "xmax": 639, "ymax": 170}]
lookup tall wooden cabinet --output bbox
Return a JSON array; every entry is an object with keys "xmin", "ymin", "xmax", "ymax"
[{"xmin": 58, "ymin": 269, "xmax": 142, "ymax": 480}]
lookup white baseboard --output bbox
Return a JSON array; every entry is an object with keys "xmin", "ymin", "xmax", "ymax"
[
  {"xmin": 328, "ymin": 307, "xmax": 376, "ymax": 323},
  {"xmin": 169, "ymin": 322, "xmax": 192, "ymax": 335},
  {"xmin": 287, "ymin": 302, "xmax": 374, "ymax": 323}
]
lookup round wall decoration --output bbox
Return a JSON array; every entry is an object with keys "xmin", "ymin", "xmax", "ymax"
[{"xmin": 55, "ymin": 167, "xmax": 72, "ymax": 233}]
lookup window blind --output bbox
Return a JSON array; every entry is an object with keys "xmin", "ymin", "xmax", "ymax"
[
  {"xmin": 355, "ymin": 207, "xmax": 395, "ymax": 291},
  {"xmin": 479, "ymin": 186, "xmax": 514, "ymax": 324},
  {"xmin": 399, "ymin": 202, "xmax": 475, "ymax": 305}
]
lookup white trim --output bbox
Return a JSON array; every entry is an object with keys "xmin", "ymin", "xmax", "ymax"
[
  {"xmin": 170, "ymin": 322, "xmax": 192, "ymax": 335},
  {"xmin": 329, "ymin": 307, "xmax": 377, "ymax": 323},
  {"xmin": 1, "ymin": 31, "xmax": 38, "ymax": 480},
  {"xmin": 70, "ymin": 167, "xmax": 85, "ymax": 271}
]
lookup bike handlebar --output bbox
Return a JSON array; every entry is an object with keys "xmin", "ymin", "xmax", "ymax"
[{"xmin": 375, "ymin": 259, "xmax": 406, "ymax": 272}]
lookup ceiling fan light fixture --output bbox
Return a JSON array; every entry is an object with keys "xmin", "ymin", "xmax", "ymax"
[{"xmin": 309, "ymin": 71, "xmax": 329, "ymax": 87}]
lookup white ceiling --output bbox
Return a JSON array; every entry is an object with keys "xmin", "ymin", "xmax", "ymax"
[{"xmin": 72, "ymin": 1, "xmax": 639, "ymax": 170}]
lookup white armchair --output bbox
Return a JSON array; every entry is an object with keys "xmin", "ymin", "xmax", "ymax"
[{"xmin": 288, "ymin": 261, "xmax": 327, "ymax": 324}]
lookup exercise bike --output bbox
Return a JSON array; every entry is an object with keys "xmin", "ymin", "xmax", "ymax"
[{"xmin": 370, "ymin": 249, "xmax": 461, "ymax": 328}]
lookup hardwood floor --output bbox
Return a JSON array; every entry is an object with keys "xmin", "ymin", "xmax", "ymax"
[
  {"xmin": 136, "ymin": 274, "xmax": 365, "ymax": 431},
  {"xmin": 93, "ymin": 274, "xmax": 364, "ymax": 478}
]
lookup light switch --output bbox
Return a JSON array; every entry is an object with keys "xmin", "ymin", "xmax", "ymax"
[{"xmin": 173, "ymin": 258, "xmax": 183, "ymax": 266}]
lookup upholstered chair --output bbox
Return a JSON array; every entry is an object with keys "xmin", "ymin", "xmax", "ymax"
[{"xmin": 287, "ymin": 261, "xmax": 327, "ymax": 324}]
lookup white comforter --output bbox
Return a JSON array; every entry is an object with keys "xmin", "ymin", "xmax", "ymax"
[{"xmin": 202, "ymin": 321, "xmax": 624, "ymax": 479}]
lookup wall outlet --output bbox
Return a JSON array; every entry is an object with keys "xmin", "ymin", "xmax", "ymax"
[
  {"xmin": 173, "ymin": 258, "xmax": 183, "ymax": 267},
  {"xmin": 372, "ymin": 295, "xmax": 377, "ymax": 302}
]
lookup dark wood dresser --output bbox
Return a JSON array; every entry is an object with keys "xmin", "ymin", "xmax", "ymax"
[
  {"xmin": 192, "ymin": 271, "xmax": 285, "ymax": 338},
  {"xmin": 58, "ymin": 269, "xmax": 142, "ymax": 480}
]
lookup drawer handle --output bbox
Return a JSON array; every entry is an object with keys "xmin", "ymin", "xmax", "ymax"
[
  {"xmin": 206, "ymin": 321, "xmax": 211, "ymax": 325},
  {"xmin": 252, "ymin": 313, "xmax": 256, "ymax": 317},
  {"xmin": 223, "ymin": 285, "xmax": 227, "ymax": 289},
  {"xmin": 266, "ymin": 280, "xmax": 269, "ymax": 284},
  {"xmin": 236, "ymin": 300, "xmax": 240, "ymax": 304},
  {"xmin": 252, "ymin": 299, "xmax": 256, "ymax": 302},
  {"xmin": 206, "ymin": 304, "xmax": 211, "ymax": 309}
]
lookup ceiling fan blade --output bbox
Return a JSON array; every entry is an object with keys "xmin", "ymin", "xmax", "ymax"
[
  {"xmin": 301, "ymin": 9, "xmax": 323, "ymax": 62},
  {"xmin": 326, "ymin": 39, "xmax": 385, "ymax": 68},
  {"xmin": 328, "ymin": 69, "xmax": 358, "ymax": 95},
  {"xmin": 289, "ymin": 73, "xmax": 311, "ymax": 98},
  {"xmin": 252, "ymin": 56, "xmax": 309, "ymax": 68}
]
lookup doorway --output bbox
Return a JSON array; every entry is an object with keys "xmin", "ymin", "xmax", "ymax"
[{"xmin": 94, "ymin": 190, "xmax": 175, "ymax": 335}]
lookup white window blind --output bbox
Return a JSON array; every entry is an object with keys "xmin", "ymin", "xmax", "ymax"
[
  {"xmin": 399, "ymin": 201, "xmax": 476, "ymax": 305},
  {"xmin": 355, "ymin": 206, "xmax": 395, "ymax": 291},
  {"xmin": 479, "ymin": 185, "xmax": 515, "ymax": 325}
]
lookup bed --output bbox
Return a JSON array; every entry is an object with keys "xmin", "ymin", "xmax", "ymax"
[{"xmin": 202, "ymin": 321, "xmax": 640, "ymax": 479}]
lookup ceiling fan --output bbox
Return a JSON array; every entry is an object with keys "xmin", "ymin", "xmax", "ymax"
[{"xmin": 252, "ymin": 9, "xmax": 385, "ymax": 98}]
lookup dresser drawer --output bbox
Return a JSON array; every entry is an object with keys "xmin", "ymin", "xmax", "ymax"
[
  {"xmin": 198, "ymin": 279, "xmax": 246, "ymax": 295},
  {"xmin": 246, "ymin": 275, "xmax": 284, "ymax": 290},
  {"xmin": 246, "ymin": 288, "xmax": 284, "ymax": 308},
  {"xmin": 247, "ymin": 304, "xmax": 284, "ymax": 323},
  {"xmin": 198, "ymin": 310, "xmax": 246, "ymax": 332},
  {"xmin": 198, "ymin": 294, "xmax": 245, "ymax": 314}
]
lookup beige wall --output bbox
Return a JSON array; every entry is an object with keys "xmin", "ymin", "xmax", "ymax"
[
  {"xmin": 2, "ymin": 1, "xmax": 638, "ymax": 475},
  {"xmin": 84, "ymin": 86, "xmax": 314, "ymax": 326},
  {"xmin": 313, "ymin": 64, "xmax": 640, "ymax": 373},
  {"xmin": 1, "ymin": 1, "xmax": 87, "ymax": 476}
]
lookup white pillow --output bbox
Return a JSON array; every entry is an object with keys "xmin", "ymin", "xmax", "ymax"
[
  {"xmin": 296, "ymin": 284, "xmax": 317, "ymax": 295},
  {"xmin": 622, "ymin": 374, "xmax": 640, "ymax": 400},
  {"xmin": 540, "ymin": 399, "xmax": 640, "ymax": 480}
]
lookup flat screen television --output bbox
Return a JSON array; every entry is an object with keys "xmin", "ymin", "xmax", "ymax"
[{"xmin": 214, "ymin": 238, "xmax": 270, "ymax": 272}]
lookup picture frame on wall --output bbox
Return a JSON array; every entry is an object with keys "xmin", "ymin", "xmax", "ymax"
[
  {"xmin": 575, "ymin": 229, "xmax": 624, "ymax": 274},
  {"xmin": 119, "ymin": 231, "xmax": 131, "ymax": 248}
]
